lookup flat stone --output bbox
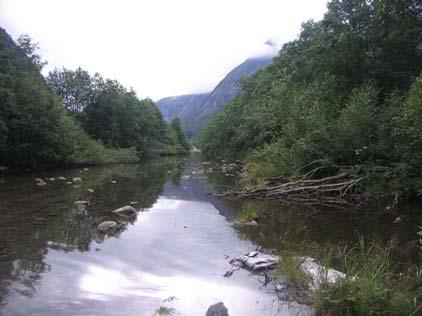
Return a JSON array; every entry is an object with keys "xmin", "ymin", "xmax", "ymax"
[
  {"xmin": 112, "ymin": 205, "xmax": 137, "ymax": 218},
  {"xmin": 236, "ymin": 251, "xmax": 279, "ymax": 271}
]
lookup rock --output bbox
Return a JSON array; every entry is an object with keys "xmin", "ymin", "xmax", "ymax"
[
  {"xmin": 111, "ymin": 180, "xmax": 117, "ymax": 184},
  {"xmin": 49, "ymin": 178, "xmax": 56, "ymax": 181},
  {"xmin": 298, "ymin": 256, "xmax": 354, "ymax": 292},
  {"xmin": 66, "ymin": 181, "xmax": 72, "ymax": 184},
  {"xmin": 393, "ymin": 216, "xmax": 402, "ymax": 224},
  {"xmin": 112, "ymin": 205, "xmax": 137, "ymax": 218},
  {"xmin": 58, "ymin": 177, "xmax": 66, "ymax": 181},
  {"xmin": 0, "ymin": 166, "xmax": 8, "ymax": 172},
  {"xmin": 243, "ymin": 220, "xmax": 258, "ymax": 226},
  {"xmin": 236, "ymin": 251, "xmax": 279, "ymax": 271},
  {"xmin": 97, "ymin": 221, "xmax": 118, "ymax": 233},
  {"xmin": 72, "ymin": 177, "xmax": 83, "ymax": 184},
  {"xmin": 130, "ymin": 201, "xmax": 138, "ymax": 205},
  {"xmin": 83, "ymin": 168, "xmax": 89, "ymax": 171},
  {"xmin": 87, "ymin": 189, "xmax": 94, "ymax": 193},
  {"xmin": 35, "ymin": 178, "xmax": 47, "ymax": 186},
  {"xmin": 206, "ymin": 302, "xmax": 229, "ymax": 316},
  {"xmin": 223, "ymin": 271, "xmax": 233, "ymax": 278},
  {"xmin": 74, "ymin": 201, "xmax": 89, "ymax": 206}
]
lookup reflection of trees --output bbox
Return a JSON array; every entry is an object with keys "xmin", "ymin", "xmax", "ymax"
[
  {"xmin": 231, "ymin": 200, "xmax": 421, "ymax": 259},
  {"xmin": 0, "ymin": 157, "xmax": 182, "ymax": 306}
]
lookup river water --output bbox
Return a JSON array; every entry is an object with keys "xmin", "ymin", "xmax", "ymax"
[{"xmin": 0, "ymin": 155, "xmax": 419, "ymax": 316}]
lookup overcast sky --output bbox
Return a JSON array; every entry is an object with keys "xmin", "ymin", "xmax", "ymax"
[{"xmin": 0, "ymin": 0, "xmax": 328, "ymax": 100}]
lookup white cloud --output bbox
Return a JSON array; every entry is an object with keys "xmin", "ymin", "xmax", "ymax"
[{"xmin": 0, "ymin": 0, "xmax": 328, "ymax": 100}]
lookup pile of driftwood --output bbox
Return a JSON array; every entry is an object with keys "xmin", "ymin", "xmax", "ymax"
[{"xmin": 219, "ymin": 173, "xmax": 363, "ymax": 207}]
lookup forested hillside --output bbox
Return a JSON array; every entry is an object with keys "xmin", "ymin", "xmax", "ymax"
[
  {"xmin": 200, "ymin": 0, "xmax": 422, "ymax": 192},
  {"xmin": 0, "ymin": 27, "xmax": 189, "ymax": 168},
  {"xmin": 157, "ymin": 56, "xmax": 273, "ymax": 138}
]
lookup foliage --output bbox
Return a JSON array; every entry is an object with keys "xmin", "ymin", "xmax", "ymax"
[
  {"xmin": 237, "ymin": 202, "xmax": 258, "ymax": 224},
  {"xmin": 199, "ymin": 0, "xmax": 422, "ymax": 191},
  {"xmin": 0, "ymin": 28, "xmax": 103, "ymax": 167},
  {"xmin": 47, "ymin": 67, "xmax": 190, "ymax": 156},
  {"xmin": 0, "ymin": 27, "xmax": 190, "ymax": 168}
]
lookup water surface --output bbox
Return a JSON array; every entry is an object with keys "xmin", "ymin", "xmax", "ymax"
[{"xmin": 0, "ymin": 156, "xmax": 419, "ymax": 315}]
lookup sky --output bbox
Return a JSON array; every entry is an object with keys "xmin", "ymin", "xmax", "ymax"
[{"xmin": 0, "ymin": 0, "xmax": 328, "ymax": 100}]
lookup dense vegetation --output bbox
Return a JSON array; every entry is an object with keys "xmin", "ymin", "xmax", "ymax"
[
  {"xmin": 200, "ymin": 0, "xmax": 422, "ymax": 192},
  {"xmin": 47, "ymin": 67, "xmax": 190, "ymax": 156},
  {"xmin": 0, "ymin": 27, "xmax": 189, "ymax": 168}
]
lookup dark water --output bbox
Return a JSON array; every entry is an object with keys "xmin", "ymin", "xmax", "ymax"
[{"xmin": 0, "ymin": 156, "xmax": 420, "ymax": 316}]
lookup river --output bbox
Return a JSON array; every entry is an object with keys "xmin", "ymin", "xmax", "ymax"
[{"xmin": 0, "ymin": 155, "xmax": 419, "ymax": 315}]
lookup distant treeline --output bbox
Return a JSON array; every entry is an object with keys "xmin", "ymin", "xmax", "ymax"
[
  {"xmin": 0, "ymin": 28, "xmax": 190, "ymax": 168},
  {"xmin": 200, "ymin": 0, "xmax": 422, "ymax": 192}
]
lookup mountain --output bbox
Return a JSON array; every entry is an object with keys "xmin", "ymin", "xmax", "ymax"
[
  {"xmin": 157, "ymin": 55, "xmax": 273, "ymax": 138},
  {"xmin": 157, "ymin": 93, "xmax": 210, "ymax": 122}
]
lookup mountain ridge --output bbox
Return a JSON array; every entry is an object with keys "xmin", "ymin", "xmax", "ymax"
[{"xmin": 157, "ymin": 55, "xmax": 273, "ymax": 138}]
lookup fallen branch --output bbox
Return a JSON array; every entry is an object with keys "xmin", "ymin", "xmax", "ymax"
[{"xmin": 218, "ymin": 173, "xmax": 363, "ymax": 207}]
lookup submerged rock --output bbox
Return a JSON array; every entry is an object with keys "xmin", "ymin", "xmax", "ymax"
[
  {"xmin": 206, "ymin": 302, "xmax": 229, "ymax": 316},
  {"xmin": 112, "ymin": 205, "xmax": 137, "ymax": 218},
  {"xmin": 74, "ymin": 201, "xmax": 89, "ymax": 206},
  {"xmin": 72, "ymin": 177, "xmax": 83, "ymax": 184},
  {"xmin": 243, "ymin": 220, "xmax": 258, "ymax": 226},
  {"xmin": 97, "ymin": 221, "xmax": 118, "ymax": 233},
  {"xmin": 35, "ymin": 178, "xmax": 46, "ymax": 186},
  {"xmin": 235, "ymin": 251, "xmax": 279, "ymax": 271}
]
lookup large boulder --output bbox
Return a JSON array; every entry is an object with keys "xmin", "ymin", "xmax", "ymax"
[
  {"xmin": 206, "ymin": 302, "xmax": 229, "ymax": 316},
  {"xmin": 97, "ymin": 221, "xmax": 118, "ymax": 233},
  {"xmin": 112, "ymin": 206, "xmax": 137, "ymax": 218}
]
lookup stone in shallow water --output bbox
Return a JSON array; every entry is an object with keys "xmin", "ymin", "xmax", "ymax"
[
  {"xmin": 74, "ymin": 200, "xmax": 89, "ymax": 206},
  {"xmin": 97, "ymin": 221, "xmax": 118, "ymax": 233},
  {"xmin": 112, "ymin": 205, "xmax": 137, "ymax": 218},
  {"xmin": 236, "ymin": 251, "xmax": 279, "ymax": 271},
  {"xmin": 206, "ymin": 302, "xmax": 229, "ymax": 316},
  {"xmin": 72, "ymin": 177, "xmax": 83, "ymax": 184}
]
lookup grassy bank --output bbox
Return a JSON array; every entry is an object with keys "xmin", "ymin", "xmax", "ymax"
[
  {"xmin": 234, "ymin": 202, "xmax": 422, "ymax": 315},
  {"xmin": 314, "ymin": 239, "xmax": 421, "ymax": 315}
]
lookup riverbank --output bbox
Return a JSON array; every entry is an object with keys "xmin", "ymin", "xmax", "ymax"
[
  {"xmin": 221, "ymin": 176, "xmax": 422, "ymax": 315},
  {"xmin": 0, "ymin": 146, "xmax": 191, "ymax": 174}
]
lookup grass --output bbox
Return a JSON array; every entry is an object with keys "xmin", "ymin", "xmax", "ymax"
[
  {"xmin": 153, "ymin": 306, "xmax": 176, "ymax": 316},
  {"xmin": 276, "ymin": 250, "xmax": 310, "ymax": 288},
  {"xmin": 237, "ymin": 202, "xmax": 258, "ymax": 224},
  {"xmin": 314, "ymin": 238, "xmax": 422, "ymax": 315}
]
